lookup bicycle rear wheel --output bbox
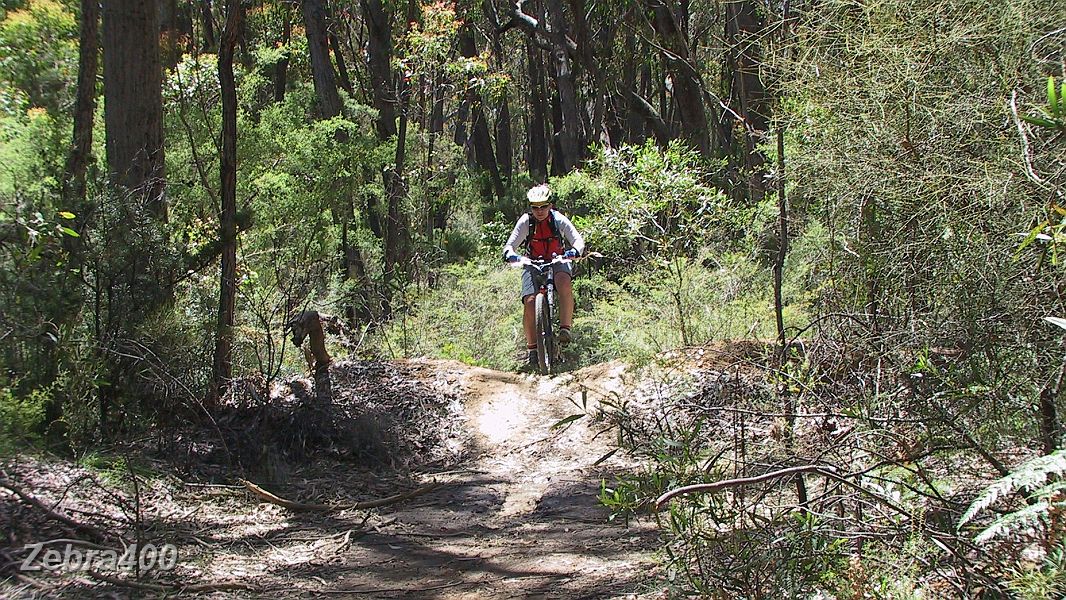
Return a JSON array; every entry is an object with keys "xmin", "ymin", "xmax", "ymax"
[{"xmin": 534, "ymin": 292, "xmax": 554, "ymax": 375}]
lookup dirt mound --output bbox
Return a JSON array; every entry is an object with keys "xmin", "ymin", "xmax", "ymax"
[{"xmin": 170, "ymin": 359, "xmax": 467, "ymax": 480}]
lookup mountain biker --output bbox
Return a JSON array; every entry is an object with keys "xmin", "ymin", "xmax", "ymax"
[{"xmin": 502, "ymin": 184, "xmax": 586, "ymax": 370}]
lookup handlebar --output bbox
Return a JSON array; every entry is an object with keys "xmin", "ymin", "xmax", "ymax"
[
  {"xmin": 506, "ymin": 251, "xmax": 603, "ymax": 268},
  {"xmin": 514, "ymin": 255, "xmax": 571, "ymax": 268}
]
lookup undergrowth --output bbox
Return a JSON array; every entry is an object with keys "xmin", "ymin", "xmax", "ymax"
[{"xmin": 370, "ymin": 241, "xmax": 817, "ymax": 371}]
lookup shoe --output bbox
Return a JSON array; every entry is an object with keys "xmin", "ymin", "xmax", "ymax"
[
  {"xmin": 522, "ymin": 349, "xmax": 539, "ymax": 372},
  {"xmin": 558, "ymin": 328, "xmax": 573, "ymax": 344}
]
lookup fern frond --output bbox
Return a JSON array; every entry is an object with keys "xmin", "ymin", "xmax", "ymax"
[
  {"xmin": 959, "ymin": 449, "xmax": 1066, "ymax": 529},
  {"xmin": 974, "ymin": 501, "xmax": 1049, "ymax": 544},
  {"xmin": 1028, "ymin": 480, "xmax": 1066, "ymax": 500}
]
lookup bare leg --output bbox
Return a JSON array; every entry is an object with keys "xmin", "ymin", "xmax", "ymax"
[
  {"xmin": 555, "ymin": 272, "xmax": 574, "ymax": 329},
  {"xmin": 523, "ymin": 294, "xmax": 537, "ymax": 346}
]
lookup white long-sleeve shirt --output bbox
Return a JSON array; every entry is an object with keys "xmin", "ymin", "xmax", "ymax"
[{"xmin": 502, "ymin": 210, "xmax": 585, "ymax": 258}]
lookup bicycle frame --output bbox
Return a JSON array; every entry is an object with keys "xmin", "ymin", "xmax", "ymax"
[{"xmin": 519, "ymin": 256, "xmax": 569, "ymax": 374}]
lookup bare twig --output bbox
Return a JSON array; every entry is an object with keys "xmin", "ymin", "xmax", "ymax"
[
  {"xmin": 655, "ymin": 464, "xmax": 837, "ymax": 510},
  {"xmin": 1009, "ymin": 89, "xmax": 1052, "ymax": 191},
  {"xmin": 240, "ymin": 479, "xmax": 442, "ymax": 512}
]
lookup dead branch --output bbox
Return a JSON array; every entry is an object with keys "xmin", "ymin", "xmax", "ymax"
[
  {"xmin": 239, "ymin": 478, "xmax": 442, "ymax": 512},
  {"xmin": 0, "ymin": 478, "xmax": 116, "ymax": 543},
  {"xmin": 655, "ymin": 464, "xmax": 837, "ymax": 511}
]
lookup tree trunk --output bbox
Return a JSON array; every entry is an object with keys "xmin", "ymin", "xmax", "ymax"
[
  {"xmin": 726, "ymin": 0, "xmax": 769, "ymax": 199},
  {"xmin": 626, "ymin": 90, "xmax": 670, "ymax": 147},
  {"xmin": 362, "ymin": 0, "xmax": 396, "ymax": 140},
  {"xmin": 483, "ymin": 0, "xmax": 513, "ymax": 181},
  {"xmin": 454, "ymin": 96, "xmax": 469, "ymax": 154},
  {"xmin": 646, "ymin": 0, "xmax": 710, "ymax": 159},
  {"xmin": 544, "ymin": 0, "xmax": 580, "ymax": 172},
  {"xmin": 458, "ymin": 23, "xmax": 505, "ymax": 201},
  {"xmin": 569, "ymin": 0, "xmax": 600, "ymax": 145},
  {"xmin": 159, "ymin": 0, "xmax": 183, "ymax": 69},
  {"xmin": 199, "ymin": 0, "xmax": 216, "ymax": 53},
  {"xmin": 340, "ymin": 194, "xmax": 373, "ymax": 324},
  {"xmin": 363, "ymin": 0, "xmax": 413, "ymax": 293},
  {"xmin": 622, "ymin": 28, "xmax": 644, "ymax": 144},
  {"xmin": 301, "ymin": 0, "xmax": 343, "ymax": 119},
  {"xmin": 209, "ymin": 0, "xmax": 243, "ymax": 407},
  {"xmin": 527, "ymin": 39, "xmax": 548, "ymax": 182},
  {"xmin": 50, "ymin": 0, "xmax": 100, "ymax": 426},
  {"xmin": 274, "ymin": 0, "xmax": 291, "ymax": 103},
  {"xmin": 103, "ymin": 0, "xmax": 167, "ymax": 218},
  {"xmin": 550, "ymin": 86, "xmax": 564, "ymax": 176},
  {"xmin": 385, "ymin": 102, "xmax": 411, "ymax": 280},
  {"xmin": 329, "ymin": 31, "xmax": 355, "ymax": 96},
  {"xmin": 63, "ymin": 0, "xmax": 99, "ymax": 241}
]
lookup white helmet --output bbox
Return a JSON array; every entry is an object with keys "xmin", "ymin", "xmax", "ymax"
[{"xmin": 526, "ymin": 184, "xmax": 551, "ymax": 207}]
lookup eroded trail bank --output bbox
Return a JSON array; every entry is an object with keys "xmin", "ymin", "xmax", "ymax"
[{"xmin": 2, "ymin": 359, "xmax": 662, "ymax": 599}]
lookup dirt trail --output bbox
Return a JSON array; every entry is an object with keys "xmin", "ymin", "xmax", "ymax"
[
  {"xmin": 321, "ymin": 359, "xmax": 660, "ymax": 598},
  {"xmin": 1, "ymin": 359, "xmax": 663, "ymax": 599}
]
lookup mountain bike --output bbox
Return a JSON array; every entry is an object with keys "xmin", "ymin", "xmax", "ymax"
[
  {"xmin": 512, "ymin": 253, "xmax": 599, "ymax": 375},
  {"xmin": 525, "ymin": 256, "xmax": 566, "ymax": 375}
]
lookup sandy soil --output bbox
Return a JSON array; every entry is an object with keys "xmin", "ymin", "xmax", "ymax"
[{"xmin": 312, "ymin": 359, "xmax": 661, "ymax": 599}]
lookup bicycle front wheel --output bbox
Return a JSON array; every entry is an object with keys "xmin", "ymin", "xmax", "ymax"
[{"xmin": 534, "ymin": 292, "xmax": 554, "ymax": 375}]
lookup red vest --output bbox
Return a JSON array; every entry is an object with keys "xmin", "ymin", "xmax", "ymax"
[{"xmin": 528, "ymin": 217, "xmax": 563, "ymax": 259}]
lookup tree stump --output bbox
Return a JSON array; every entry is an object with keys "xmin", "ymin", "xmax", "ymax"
[{"xmin": 287, "ymin": 310, "xmax": 332, "ymax": 404}]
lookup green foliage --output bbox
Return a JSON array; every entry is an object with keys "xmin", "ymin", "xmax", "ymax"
[
  {"xmin": 959, "ymin": 449, "xmax": 1066, "ymax": 543},
  {"xmin": 1008, "ymin": 544, "xmax": 1066, "ymax": 600},
  {"xmin": 376, "ymin": 258, "xmax": 523, "ymax": 367},
  {"xmin": 0, "ymin": 384, "xmax": 47, "ymax": 451},
  {"xmin": 0, "ymin": 105, "xmax": 67, "ymax": 198},
  {"xmin": 0, "ymin": 0, "xmax": 77, "ymax": 116},
  {"xmin": 1021, "ymin": 75, "xmax": 1066, "ymax": 131},
  {"xmin": 550, "ymin": 142, "xmax": 737, "ymax": 269},
  {"xmin": 77, "ymin": 451, "xmax": 156, "ymax": 486}
]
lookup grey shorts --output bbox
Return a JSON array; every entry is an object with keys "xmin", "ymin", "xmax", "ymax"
[{"xmin": 521, "ymin": 262, "xmax": 573, "ymax": 300}]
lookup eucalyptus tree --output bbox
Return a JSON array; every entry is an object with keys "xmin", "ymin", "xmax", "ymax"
[
  {"xmin": 208, "ymin": 0, "xmax": 244, "ymax": 407},
  {"xmin": 103, "ymin": 0, "xmax": 166, "ymax": 216}
]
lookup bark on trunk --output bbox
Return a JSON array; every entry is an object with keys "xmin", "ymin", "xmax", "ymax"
[
  {"xmin": 329, "ymin": 31, "xmax": 355, "ymax": 97},
  {"xmin": 483, "ymin": 0, "xmax": 513, "ymax": 181},
  {"xmin": 458, "ymin": 23, "xmax": 505, "ymax": 201},
  {"xmin": 301, "ymin": 0, "xmax": 343, "ymax": 119},
  {"xmin": 622, "ymin": 29, "xmax": 644, "ymax": 144},
  {"xmin": 274, "ymin": 1, "xmax": 291, "ymax": 103},
  {"xmin": 103, "ymin": 0, "xmax": 167, "ymax": 218},
  {"xmin": 209, "ymin": 0, "xmax": 243, "ymax": 407},
  {"xmin": 362, "ymin": 0, "xmax": 397, "ymax": 140},
  {"xmin": 199, "ymin": 0, "xmax": 216, "ymax": 52},
  {"xmin": 340, "ymin": 195, "xmax": 373, "ymax": 324},
  {"xmin": 646, "ymin": 0, "xmax": 710, "ymax": 159},
  {"xmin": 63, "ymin": 0, "xmax": 99, "ymax": 240},
  {"xmin": 544, "ymin": 0, "xmax": 580, "ymax": 172},
  {"xmin": 726, "ymin": 0, "xmax": 769, "ymax": 199},
  {"xmin": 362, "ymin": 0, "xmax": 412, "ymax": 291},
  {"xmin": 625, "ymin": 90, "xmax": 670, "ymax": 147},
  {"xmin": 159, "ymin": 0, "xmax": 183, "ymax": 69},
  {"xmin": 453, "ymin": 96, "xmax": 469, "ymax": 154},
  {"xmin": 526, "ymin": 39, "xmax": 548, "ymax": 182}
]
